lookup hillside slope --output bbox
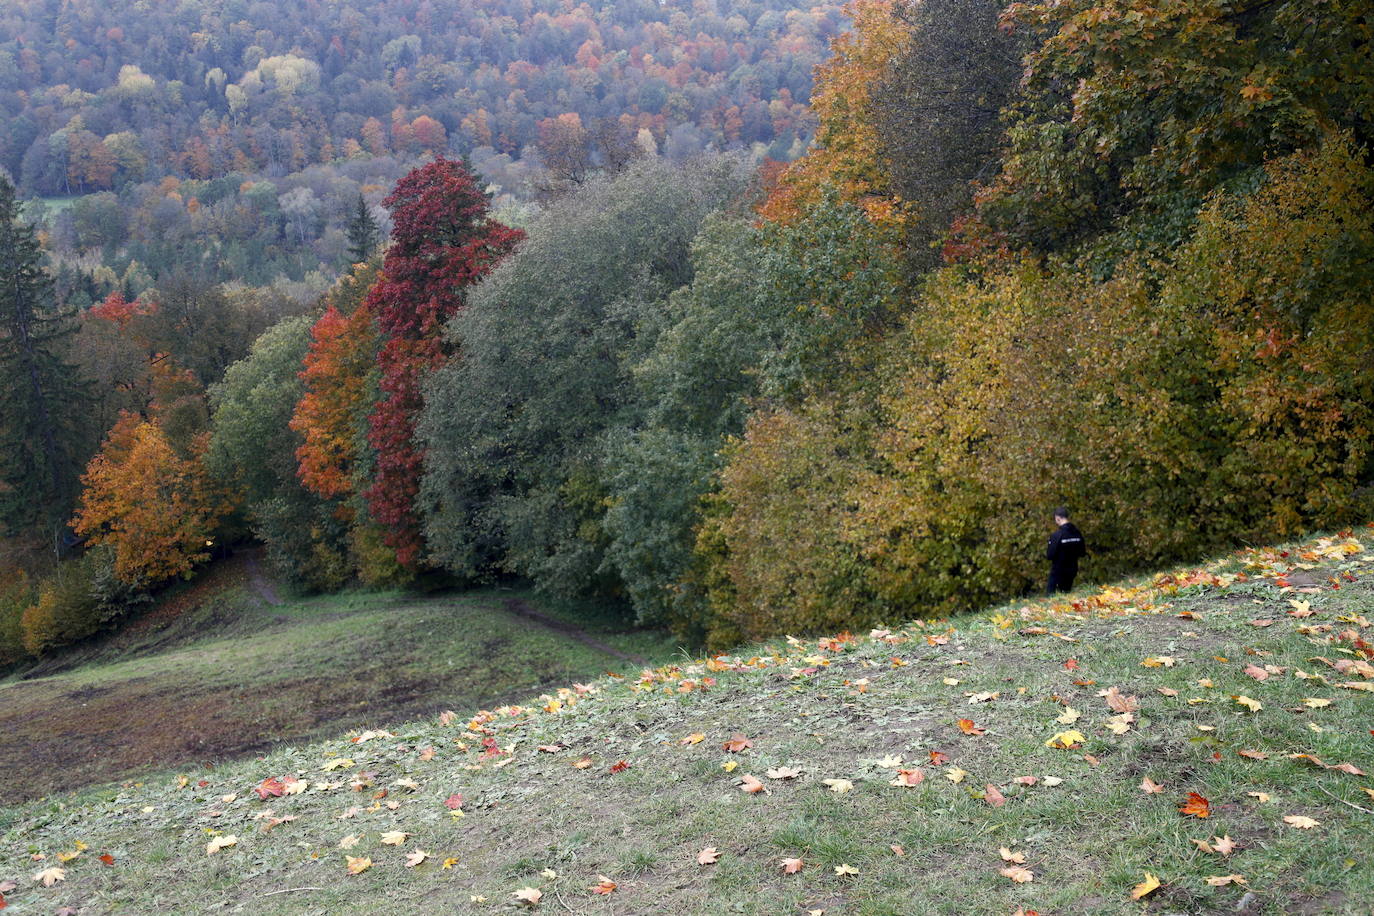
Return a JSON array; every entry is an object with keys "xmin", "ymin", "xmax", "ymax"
[
  {"xmin": 2, "ymin": 530, "xmax": 1372, "ymax": 914},
  {"xmin": 0, "ymin": 555, "xmax": 675, "ymax": 804}
]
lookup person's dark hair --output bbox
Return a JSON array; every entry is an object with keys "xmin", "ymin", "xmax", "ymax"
[{"xmin": 1053, "ymin": 506, "xmax": 1070, "ymax": 520}]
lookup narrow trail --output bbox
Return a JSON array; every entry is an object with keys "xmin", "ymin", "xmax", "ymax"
[
  {"xmin": 243, "ymin": 551, "xmax": 284, "ymax": 607},
  {"xmin": 500, "ymin": 597, "xmax": 649, "ymax": 667}
]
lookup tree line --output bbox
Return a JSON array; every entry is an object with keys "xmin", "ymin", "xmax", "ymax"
[{"xmin": 2, "ymin": 0, "xmax": 1371, "ymax": 662}]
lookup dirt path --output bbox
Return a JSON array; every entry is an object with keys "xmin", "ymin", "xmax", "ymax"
[
  {"xmin": 244, "ymin": 551, "xmax": 283, "ymax": 607},
  {"xmin": 501, "ymin": 598, "xmax": 649, "ymax": 667}
]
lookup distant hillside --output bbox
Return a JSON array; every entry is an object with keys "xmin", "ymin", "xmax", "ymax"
[
  {"xmin": 0, "ymin": 0, "xmax": 836, "ymax": 197},
  {"xmin": 2, "ymin": 529, "xmax": 1370, "ymax": 913}
]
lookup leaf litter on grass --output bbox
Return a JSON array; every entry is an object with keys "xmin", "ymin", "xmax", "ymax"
[{"xmin": 2, "ymin": 529, "xmax": 1373, "ymax": 913}]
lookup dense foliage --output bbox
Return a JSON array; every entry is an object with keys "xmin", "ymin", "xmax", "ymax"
[{"xmin": 5, "ymin": 0, "xmax": 1373, "ymax": 660}]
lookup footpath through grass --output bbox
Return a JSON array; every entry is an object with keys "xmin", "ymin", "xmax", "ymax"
[
  {"xmin": 2, "ymin": 530, "xmax": 1373, "ymax": 914},
  {"xmin": 0, "ymin": 555, "xmax": 678, "ymax": 804}
]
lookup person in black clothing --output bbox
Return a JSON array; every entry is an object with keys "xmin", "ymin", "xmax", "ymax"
[{"xmin": 1046, "ymin": 507, "xmax": 1087, "ymax": 595}]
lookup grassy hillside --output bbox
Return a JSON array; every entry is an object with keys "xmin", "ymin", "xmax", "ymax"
[
  {"xmin": 0, "ymin": 554, "xmax": 677, "ymax": 804},
  {"xmin": 2, "ymin": 531, "xmax": 1372, "ymax": 914}
]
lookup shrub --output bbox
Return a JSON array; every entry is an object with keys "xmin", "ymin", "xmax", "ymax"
[
  {"xmin": 19, "ymin": 549, "xmax": 136, "ymax": 655},
  {"xmin": 0, "ymin": 571, "xmax": 35, "ymax": 666}
]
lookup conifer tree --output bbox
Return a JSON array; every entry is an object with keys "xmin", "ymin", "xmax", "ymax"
[
  {"xmin": 0, "ymin": 175, "xmax": 87, "ymax": 536},
  {"xmin": 345, "ymin": 195, "xmax": 381, "ymax": 265}
]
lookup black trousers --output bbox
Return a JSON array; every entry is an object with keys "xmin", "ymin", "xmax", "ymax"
[{"xmin": 1047, "ymin": 568, "xmax": 1076, "ymax": 595}]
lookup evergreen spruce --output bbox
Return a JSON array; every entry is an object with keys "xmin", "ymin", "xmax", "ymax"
[
  {"xmin": 345, "ymin": 195, "xmax": 380, "ymax": 265},
  {"xmin": 0, "ymin": 176, "xmax": 88, "ymax": 536}
]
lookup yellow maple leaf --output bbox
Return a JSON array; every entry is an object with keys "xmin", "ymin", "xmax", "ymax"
[
  {"xmin": 380, "ymin": 831, "xmax": 410, "ymax": 845},
  {"xmin": 1056, "ymin": 707, "xmax": 1082, "ymax": 725},
  {"xmin": 823, "ymin": 778, "xmax": 854, "ymax": 793},
  {"xmin": 32, "ymin": 866, "xmax": 66, "ymax": 887},
  {"xmin": 1234, "ymin": 695, "xmax": 1262, "ymax": 712},
  {"xmin": 1141, "ymin": 656, "xmax": 1176, "ymax": 668},
  {"xmin": 1283, "ymin": 815, "xmax": 1319, "ymax": 829},
  {"xmin": 346, "ymin": 855, "xmax": 373, "ymax": 875},
  {"xmin": 1130, "ymin": 872, "xmax": 1161, "ymax": 899},
  {"xmin": 1045, "ymin": 730, "xmax": 1086, "ymax": 749},
  {"xmin": 322, "ymin": 758, "xmax": 354, "ymax": 771}
]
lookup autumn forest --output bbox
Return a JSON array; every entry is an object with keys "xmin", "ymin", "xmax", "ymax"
[{"xmin": 3, "ymin": 0, "xmax": 1372, "ymax": 664}]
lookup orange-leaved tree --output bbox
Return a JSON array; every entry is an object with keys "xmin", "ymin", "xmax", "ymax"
[
  {"xmin": 758, "ymin": 0, "xmax": 911, "ymax": 228},
  {"xmin": 72, "ymin": 416, "xmax": 230, "ymax": 586}
]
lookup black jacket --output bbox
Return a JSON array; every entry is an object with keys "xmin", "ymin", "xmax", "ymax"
[{"xmin": 1046, "ymin": 522, "xmax": 1087, "ymax": 575}]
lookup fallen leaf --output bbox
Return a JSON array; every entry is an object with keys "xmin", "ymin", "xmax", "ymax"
[
  {"xmin": 98, "ymin": 853, "xmax": 115, "ymax": 866},
  {"xmin": 1130, "ymin": 872, "xmax": 1162, "ymax": 900},
  {"xmin": 999, "ymin": 848, "xmax": 1026, "ymax": 864},
  {"xmin": 255, "ymin": 777, "xmax": 286, "ymax": 800},
  {"xmin": 834, "ymin": 864, "xmax": 859, "ymax": 876},
  {"xmin": 345, "ymin": 856, "xmax": 372, "ymax": 875},
  {"xmin": 680, "ymin": 733, "xmax": 705, "ymax": 745},
  {"xmin": 405, "ymin": 850, "xmax": 428, "ymax": 868},
  {"xmin": 766, "ymin": 766, "xmax": 802, "ymax": 780},
  {"xmin": 945, "ymin": 767, "xmax": 969, "ymax": 784},
  {"xmin": 540, "ymin": 869, "xmax": 557, "ymax": 880},
  {"xmin": 442, "ymin": 857, "xmax": 460, "ymax": 869},
  {"xmin": 1205, "ymin": 874, "xmax": 1246, "ymax": 886},
  {"xmin": 1234, "ymin": 695, "xmax": 1262, "ymax": 712},
  {"xmin": 1303, "ymin": 698, "xmax": 1332, "ymax": 708},
  {"xmin": 1157, "ymin": 687, "xmax": 1179, "ymax": 697},
  {"xmin": 697, "ymin": 847, "xmax": 720, "ymax": 865},
  {"xmin": 572, "ymin": 757, "xmax": 593, "ymax": 769},
  {"xmin": 205, "ymin": 835, "xmax": 238, "ymax": 855},
  {"xmin": 890, "ymin": 844, "xmax": 906, "ymax": 856},
  {"xmin": 1247, "ymin": 791, "xmax": 1271, "ymax": 803},
  {"xmin": 1283, "ymin": 815, "xmax": 1319, "ymax": 829},
  {"xmin": 1237, "ymin": 749, "xmax": 1268, "ymax": 760},
  {"xmin": 1179, "ymin": 792, "xmax": 1211, "ymax": 819},
  {"xmin": 984, "ymin": 784, "xmax": 1006, "ymax": 807},
  {"xmin": 380, "ymin": 831, "xmax": 409, "ymax": 846},
  {"xmin": 323, "ymin": 758, "xmax": 354, "ymax": 771},
  {"xmin": 339, "ymin": 834, "xmax": 362, "ymax": 849},
  {"xmin": 890, "ymin": 768, "xmax": 925, "ymax": 788},
  {"xmin": 823, "ymin": 778, "xmax": 854, "ymax": 794},
  {"xmin": 781, "ymin": 857, "xmax": 804, "ymax": 874},
  {"xmin": 1056, "ymin": 707, "xmax": 1082, "ymax": 725},
  {"xmin": 32, "ymin": 867, "xmax": 65, "ymax": 887},
  {"xmin": 1045, "ymin": 730, "xmax": 1086, "ymax": 749},
  {"xmin": 609, "ymin": 760, "xmax": 630, "ymax": 774},
  {"xmin": 1013, "ymin": 775, "xmax": 1038, "ymax": 786},
  {"xmin": 591, "ymin": 875, "xmax": 617, "ymax": 894},
  {"xmin": 1243, "ymin": 664, "xmax": 1270, "ymax": 681},
  {"xmin": 444, "ymin": 793, "xmax": 464, "ymax": 810},
  {"xmin": 1211, "ymin": 836, "xmax": 1238, "ymax": 856},
  {"xmin": 512, "ymin": 887, "xmax": 542, "ymax": 905},
  {"xmin": 1103, "ymin": 687, "xmax": 1139, "ymax": 713},
  {"xmin": 1141, "ymin": 656, "xmax": 1176, "ymax": 668},
  {"xmin": 721, "ymin": 760, "xmax": 739, "ymax": 772},
  {"xmin": 1330, "ymin": 762, "xmax": 1366, "ymax": 776},
  {"xmin": 957, "ymin": 719, "xmax": 986, "ymax": 736},
  {"xmin": 722, "ymin": 734, "xmax": 753, "ymax": 753},
  {"xmin": 1042, "ymin": 776, "xmax": 1064, "ymax": 787},
  {"xmin": 1000, "ymin": 865, "xmax": 1034, "ymax": 883},
  {"xmin": 739, "ymin": 774, "xmax": 767, "ymax": 794},
  {"xmin": 1140, "ymin": 777, "xmax": 1164, "ymax": 794},
  {"xmin": 928, "ymin": 750, "xmax": 951, "ymax": 765}
]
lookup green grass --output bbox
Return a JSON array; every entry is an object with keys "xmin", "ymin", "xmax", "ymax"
[
  {"xmin": 0, "ymin": 556, "xmax": 681, "ymax": 804},
  {"xmin": 1, "ymin": 530, "xmax": 1372, "ymax": 914}
]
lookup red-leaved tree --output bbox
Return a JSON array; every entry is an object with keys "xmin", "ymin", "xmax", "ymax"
[{"xmin": 363, "ymin": 158, "xmax": 524, "ymax": 567}]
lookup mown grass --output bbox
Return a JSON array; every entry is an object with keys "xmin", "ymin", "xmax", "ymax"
[
  {"xmin": 1, "ymin": 529, "xmax": 1372, "ymax": 914},
  {"xmin": 0, "ymin": 558, "xmax": 680, "ymax": 804}
]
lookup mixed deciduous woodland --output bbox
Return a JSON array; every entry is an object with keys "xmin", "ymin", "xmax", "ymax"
[{"xmin": 2, "ymin": 0, "xmax": 1372, "ymax": 667}]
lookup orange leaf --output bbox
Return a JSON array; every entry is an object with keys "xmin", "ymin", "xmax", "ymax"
[
  {"xmin": 697, "ymin": 847, "xmax": 720, "ymax": 865},
  {"xmin": 1000, "ymin": 865, "xmax": 1034, "ymax": 883},
  {"xmin": 1140, "ymin": 777, "xmax": 1164, "ymax": 794},
  {"xmin": 591, "ymin": 875, "xmax": 617, "ymax": 894},
  {"xmin": 929, "ymin": 750, "xmax": 951, "ymax": 765},
  {"xmin": 739, "ymin": 774, "xmax": 767, "ymax": 794},
  {"xmin": 722, "ymin": 734, "xmax": 753, "ymax": 753},
  {"xmin": 984, "ymin": 784, "xmax": 1006, "ymax": 807},
  {"xmin": 1130, "ymin": 872, "xmax": 1161, "ymax": 899},
  {"xmin": 1179, "ymin": 792, "xmax": 1211, "ymax": 818},
  {"xmin": 781, "ymin": 857, "xmax": 804, "ymax": 874},
  {"xmin": 609, "ymin": 760, "xmax": 630, "ymax": 774},
  {"xmin": 957, "ymin": 719, "xmax": 986, "ymax": 736}
]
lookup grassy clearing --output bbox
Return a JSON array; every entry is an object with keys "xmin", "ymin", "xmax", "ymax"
[
  {"xmin": 0, "ymin": 555, "xmax": 680, "ymax": 804},
  {"xmin": 2, "ymin": 530, "xmax": 1373, "ymax": 914}
]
